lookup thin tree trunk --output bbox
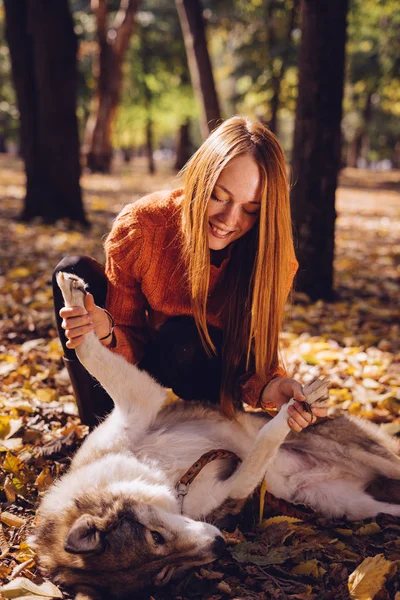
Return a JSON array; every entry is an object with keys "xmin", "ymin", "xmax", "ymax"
[
  {"xmin": 290, "ymin": 0, "xmax": 349, "ymax": 301},
  {"xmin": 266, "ymin": 0, "xmax": 299, "ymax": 134},
  {"xmin": 84, "ymin": 0, "xmax": 139, "ymax": 173},
  {"xmin": 175, "ymin": 119, "xmax": 192, "ymax": 170},
  {"xmin": 175, "ymin": 0, "xmax": 221, "ymax": 139},
  {"xmin": 4, "ymin": 0, "xmax": 87, "ymax": 224}
]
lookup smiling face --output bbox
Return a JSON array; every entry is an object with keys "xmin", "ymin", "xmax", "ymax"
[{"xmin": 207, "ymin": 153, "xmax": 262, "ymax": 250}]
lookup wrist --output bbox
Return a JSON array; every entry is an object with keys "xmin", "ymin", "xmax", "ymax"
[
  {"xmin": 98, "ymin": 309, "xmax": 115, "ymax": 345},
  {"xmin": 260, "ymin": 377, "xmax": 284, "ymax": 409}
]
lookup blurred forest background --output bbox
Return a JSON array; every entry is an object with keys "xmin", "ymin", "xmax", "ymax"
[
  {"xmin": 0, "ymin": 1, "xmax": 400, "ymax": 598},
  {"xmin": 0, "ymin": 0, "xmax": 399, "ymax": 300}
]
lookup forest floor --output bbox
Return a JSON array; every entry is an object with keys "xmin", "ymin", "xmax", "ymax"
[{"xmin": 0, "ymin": 156, "xmax": 399, "ymax": 600}]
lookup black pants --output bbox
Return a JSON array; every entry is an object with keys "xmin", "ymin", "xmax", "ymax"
[{"xmin": 52, "ymin": 256, "xmax": 223, "ymax": 424}]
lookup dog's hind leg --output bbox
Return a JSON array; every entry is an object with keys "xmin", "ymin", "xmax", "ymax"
[
  {"xmin": 297, "ymin": 480, "xmax": 400, "ymax": 520},
  {"xmin": 56, "ymin": 272, "xmax": 167, "ymax": 428}
]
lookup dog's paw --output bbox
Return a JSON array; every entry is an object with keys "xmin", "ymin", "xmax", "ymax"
[
  {"xmin": 302, "ymin": 376, "xmax": 330, "ymax": 409},
  {"xmin": 56, "ymin": 272, "xmax": 88, "ymax": 309}
]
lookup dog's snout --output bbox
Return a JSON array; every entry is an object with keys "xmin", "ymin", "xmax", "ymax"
[{"xmin": 211, "ymin": 535, "xmax": 226, "ymax": 556}]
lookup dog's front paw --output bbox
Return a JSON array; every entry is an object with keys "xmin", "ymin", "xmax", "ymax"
[
  {"xmin": 302, "ymin": 376, "xmax": 330, "ymax": 411},
  {"xmin": 56, "ymin": 272, "xmax": 88, "ymax": 309}
]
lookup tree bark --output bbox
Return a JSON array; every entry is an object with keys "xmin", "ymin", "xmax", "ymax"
[
  {"xmin": 84, "ymin": 0, "xmax": 139, "ymax": 173},
  {"xmin": 175, "ymin": 119, "xmax": 192, "ymax": 170},
  {"xmin": 4, "ymin": 0, "xmax": 87, "ymax": 224},
  {"xmin": 290, "ymin": 0, "xmax": 349, "ymax": 300},
  {"xmin": 175, "ymin": 0, "xmax": 221, "ymax": 139},
  {"xmin": 265, "ymin": 0, "xmax": 299, "ymax": 135}
]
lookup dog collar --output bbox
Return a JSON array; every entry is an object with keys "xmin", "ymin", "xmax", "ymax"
[{"xmin": 176, "ymin": 449, "xmax": 241, "ymax": 513}]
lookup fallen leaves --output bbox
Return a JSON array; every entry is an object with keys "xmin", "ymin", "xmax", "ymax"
[
  {"xmin": 348, "ymin": 554, "xmax": 395, "ymax": 599},
  {"xmin": 0, "ymin": 159, "xmax": 399, "ymax": 598}
]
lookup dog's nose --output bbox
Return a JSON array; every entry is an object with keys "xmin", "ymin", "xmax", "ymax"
[{"xmin": 211, "ymin": 535, "xmax": 226, "ymax": 556}]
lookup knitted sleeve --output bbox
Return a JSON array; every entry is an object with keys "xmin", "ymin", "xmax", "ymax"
[
  {"xmin": 239, "ymin": 256, "xmax": 299, "ymax": 408},
  {"xmin": 104, "ymin": 203, "xmax": 150, "ymax": 365}
]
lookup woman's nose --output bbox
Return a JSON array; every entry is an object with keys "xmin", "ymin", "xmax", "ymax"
[{"xmin": 220, "ymin": 204, "xmax": 238, "ymax": 227}]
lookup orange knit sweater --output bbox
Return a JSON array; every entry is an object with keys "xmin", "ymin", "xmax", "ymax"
[{"xmin": 104, "ymin": 189, "xmax": 298, "ymax": 408}]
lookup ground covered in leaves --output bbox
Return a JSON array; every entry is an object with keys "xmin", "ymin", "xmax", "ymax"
[{"xmin": 0, "ymin": 157, "xmax": 399, "ymax": 599}]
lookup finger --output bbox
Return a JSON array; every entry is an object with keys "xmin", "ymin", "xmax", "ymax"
[
  {"xmin": 64, "ymin": 323, "xmax": 93, "ymax": 340},
  {"xmin": 288, "ymin": 418, "xmax": 302, "ymax": 432},
  {"xmin": 60, "ymin": 306, "xmax": 86, "ymax": 319},
  {"xmin": 292, "ymin": 386, "xmax": 306, "ymax": 401},
  {"xmin": 288, "ymin": 404, "xmax": 311, "ymax": 428},
  {"xmin": 312, "ymin": 407, "xmax": 329, "ymax": 417},
  {"xmin": 280, "ymin": 379, "xmax": 305, "ymax": 401},
  {"xmin": 84, "ymin": 293, "xmax": 96, "ymax": 313},
  {"xmin": 66, "ymin": 335, "xmax": 85, "ymax": 349},
  {"xmin": 61, "ymin": 314, "xmax": 93, "ymax": 330}
]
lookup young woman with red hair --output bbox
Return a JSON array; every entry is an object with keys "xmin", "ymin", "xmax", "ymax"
[{"xmin": 53, "ymin": 116, "xmax": 327, "ymax": 428}]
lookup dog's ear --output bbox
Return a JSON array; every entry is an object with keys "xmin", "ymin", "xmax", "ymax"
[{"xmin": 65, "ymin": 515, "xmax": 104, "ymax": 554}]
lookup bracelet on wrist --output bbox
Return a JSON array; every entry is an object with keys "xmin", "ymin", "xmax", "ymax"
[{"xmin": 98, "ymin": 309, "xmax": 115, "ymax": 341}]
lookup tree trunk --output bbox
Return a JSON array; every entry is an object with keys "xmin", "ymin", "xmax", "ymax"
[
  {"xmin": 4, "ymin": 0, "xmax": 87, "ymax": 224},
  {"xmin": 175, "ymin": 0, "xmax": 221, "ymax": 139},
  {"xmin": 266, "ymin": 0, "xmax": 299, "ymax": 135},
  {"xmin": 290, "ymin": 0, "xmax": 349, "ymax": 301},
  {"xmin": 84, "ymin": 0, "xmax": 139, "ymax": 173},
  {"xmin": 346, "ymin": 91, "xmax": 372, "ymax": 168},
  {"xmin": 175, "ymin": 119, "xmax": 192, "ymax": 170}
]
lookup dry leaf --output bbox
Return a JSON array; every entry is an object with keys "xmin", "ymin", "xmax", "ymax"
[
  {"xmin": 356, "ymin": 523, "xmax": 381, "ymax": 536},
  {"xmin": 260, "ymin": 515, "xmax": 302, "ymax": 529},
  {"xmin": 0, "ymin": 511, "xmax": 27, "ymax": 528},
  {"xmin": 348, "ymin": 554, "xmax": 393, "ymax": 599},
  {"xmin": 0, "ymin": 523, "xmax": 10, "ymax": 558},
  {"xmin": 0, "ymin": 576, "xmax": 63, "ymax": 598}
]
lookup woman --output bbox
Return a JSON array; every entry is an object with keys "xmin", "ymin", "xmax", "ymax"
[{"xmin": 54, "ymin": 116, "xmax": 327, "ymax": 429}]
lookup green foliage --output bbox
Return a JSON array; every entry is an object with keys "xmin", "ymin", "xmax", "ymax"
[
  {"xmin": 344, "ymin": 0, "xmax": 400, "ymax": 162},
  {"xmin": 0, "ymin": 5, "xmax": 19, "ymax": 148},
  {"xmin": 113, "ymin": 4, "xmax": 199, "ymax": 149}
]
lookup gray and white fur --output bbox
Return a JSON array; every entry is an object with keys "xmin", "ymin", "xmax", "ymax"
[{"xmin": 32, "ymin": 272, "xmax": 400, "ymax": 600}]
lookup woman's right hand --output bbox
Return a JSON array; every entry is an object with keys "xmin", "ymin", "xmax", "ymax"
[{"xmin": 60, "ymin": 293, "xmax": 112, "ymax": 349}]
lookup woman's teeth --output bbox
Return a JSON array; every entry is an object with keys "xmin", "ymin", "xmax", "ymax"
[{"xmin": 210, "ymin": 223, "xmax": 230, "ymax": 236}]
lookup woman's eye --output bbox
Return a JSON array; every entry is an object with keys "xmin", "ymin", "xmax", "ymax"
[
  {"xmin": 151, "ymin": 530, "xmax": 165, "ymax": 545},
  {"xmin": 211, "ymin": 194, "xmax": 225, "ymax": 203},
  {"xmin": 243, "ymin": 208, "xmax": 260, "ymax": 216}
]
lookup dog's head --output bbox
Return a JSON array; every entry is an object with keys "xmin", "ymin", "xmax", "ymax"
[{"xmin": 32, "ymin": 487, "xmax": 224, "ymax": 599}]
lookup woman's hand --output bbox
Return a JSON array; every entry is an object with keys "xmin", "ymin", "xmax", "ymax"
[
  {"xmin": 261, "ymin": 377, "xmax": 328, "ymax": 432},
  {"xmin": 60, "ymin": 293, "xmax": 112, "ymax": 349}
]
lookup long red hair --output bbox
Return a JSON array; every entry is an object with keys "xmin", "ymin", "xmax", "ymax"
[{"xmin": 180, "ymin": 116, "xmax": 294, "ymax": 417}]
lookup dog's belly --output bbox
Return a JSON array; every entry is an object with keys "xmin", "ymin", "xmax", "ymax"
[{"xmin": 133, "ymin": 418, "xmax": 253, "ymax": 482}]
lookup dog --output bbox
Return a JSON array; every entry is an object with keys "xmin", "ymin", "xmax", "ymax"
[{"xmin": 31, "ymin": 272, "xmax": 400, "ymax": 600}]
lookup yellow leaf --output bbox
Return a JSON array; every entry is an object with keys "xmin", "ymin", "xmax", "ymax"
[
  {"xmin": 15, "ymin": 541, "xmax": 36, "ymax": 563},
  {"xmin": 0, "ymin": 576, "xmax": 62, "ymax": 598},
  {"xmin": 301, "ymin": 353, "xmax": 320, "ymax": 365},
  {"xmin": 342, "ymin": 549, "xmax": 360, "ymax": 562},
  {"xmin": 335, "ymin": 541, "xmax": 346, "ymax": 550},
  {"xmin": 34, "ymin": 467, "xmax": 54, "ymax": 493},
  {"xmin": 8, "ymin": 267, "xmax": 31, "ymax": 279},
  {"xmin": 0, "ymin": 415, "xmax": 12, "ymax": 439},
  {"xmin": 356, "ymin": 522, "xmax": 381, "ymax": 536},
  {"xmin": 348, "ymin": 554, "xmax": 393, "ymax": 599},
  {"xmin": 259, "ymin": 478, "xmax": 267, "ymax": 524},
  {"xmin": 35, "ymin": 388, "xmax": 58, "ymax": 403},
  {"xmin": 3, "ymin": 453, "xmax": 24, "ymax": 474},
  {"xmin": 0, "ymin": 511, "xmax": 26, "ymax": 528},
  {"xmin": 291, "ymin": 559, "xmax": 326, "ymax": 578},
  {"xmin": 260, "ymin": 515, "xmax": 302, "ymax": 529},
  {"xmin": 335, "ymin": 528, "xmax": 354, "ymax": 537}
]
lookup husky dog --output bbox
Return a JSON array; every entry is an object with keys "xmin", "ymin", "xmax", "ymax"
[{"xmin": 32, "ymin": 273, "xmax": 400, "ymax": 600}]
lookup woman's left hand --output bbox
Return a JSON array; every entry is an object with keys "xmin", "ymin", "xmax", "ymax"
[{"xmin": 260, "ymin": 377, "xmax": 328, "ymax": 432}]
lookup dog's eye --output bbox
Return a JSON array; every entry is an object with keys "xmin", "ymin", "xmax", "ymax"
[{"xmin": 151, "ymin": 531, "xmax": 165, "ymax": 545}]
